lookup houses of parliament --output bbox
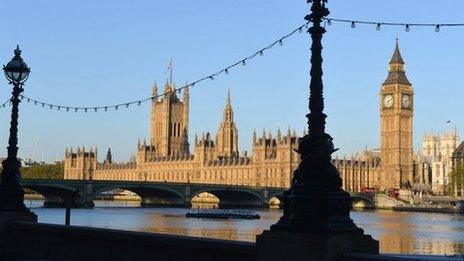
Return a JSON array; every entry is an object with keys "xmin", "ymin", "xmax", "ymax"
[{"xmin": 64, "ymin": 41, "xmax": 427, "ymax": 193}]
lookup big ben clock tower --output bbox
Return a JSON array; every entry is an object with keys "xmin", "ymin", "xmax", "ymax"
[{"xmin": 380, "ymin": 39, "xmax": 414, "ymax": 190}]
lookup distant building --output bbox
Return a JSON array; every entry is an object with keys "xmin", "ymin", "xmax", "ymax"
[
  {"xmin": 64, "ymin": 85, "xmax": 300, "ymax": 188},
  {"xmin": 422, "ymin": 131, "xmax": 460, "ymax": 194},
  {"xmin": 64, "ymin": 40, "xmax": 426, "ymax": 193},
  {"xmin": 0, "ymin": 157, "xmax": 44, "ymax": 168}
]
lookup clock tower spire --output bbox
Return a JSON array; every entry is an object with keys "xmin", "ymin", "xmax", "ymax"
[{"xmin": 380, "ymin": 39, "xmax": 414, "ymax": 190}]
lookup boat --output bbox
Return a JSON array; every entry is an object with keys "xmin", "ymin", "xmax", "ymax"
[{"xmin": 186, "ymin": 209, "xmax": 260, "ymax": 220}]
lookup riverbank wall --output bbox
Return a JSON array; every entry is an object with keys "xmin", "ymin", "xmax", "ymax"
[
  {"xmin": 1, "ymin": 221, "xmax": 461, "ymax": 261},
  {"xmin": 1, "ymin": 221, "xmax": 255, "ymax": 261}
]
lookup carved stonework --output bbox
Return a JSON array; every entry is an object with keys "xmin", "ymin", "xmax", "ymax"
[{"xmin": 380, "ymin": 39, "xmax": 414, "ymax": 190}]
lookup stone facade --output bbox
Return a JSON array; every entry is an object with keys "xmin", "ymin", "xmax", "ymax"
[
  {"xmin": 64, "ymin": 86, "xmax": 301, "ymax": 189},
  {"xmin": 63, "ymin": 84, "xmax": 384, "ymax": 192},
  {"xmin": 64, "ymin": 41, "xmax": 424, "ymax": 193},
  {"xmin": 422, "ymin": 131, "xmax": 460, "ymax": 194},
  {"xmin": 379, "ymin": 39, "xmax": 414, "ymax": 190}
]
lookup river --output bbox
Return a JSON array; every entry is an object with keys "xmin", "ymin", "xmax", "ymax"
[{"xmin": 24, "ymin": 200, "xmax": 464, "ymax": 255}]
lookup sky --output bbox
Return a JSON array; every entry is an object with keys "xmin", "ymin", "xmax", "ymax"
[{"xmin": 0, "ymin": 0, "xmax": 463, "ymax": 163}]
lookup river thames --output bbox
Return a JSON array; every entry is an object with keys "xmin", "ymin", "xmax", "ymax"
[{"xmin": 25, "ymin": 200, "xmax": 464, "ymax": 255}]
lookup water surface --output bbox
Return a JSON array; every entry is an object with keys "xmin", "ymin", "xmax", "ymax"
[{"xmin": 25, "ymin": 200, "xmax": 464, "ymax": 255}]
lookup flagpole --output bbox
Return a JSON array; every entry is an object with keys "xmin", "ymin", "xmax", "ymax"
[{"xmin": 169, "ymin": 58, "xmax": 173, "ymax": 87}]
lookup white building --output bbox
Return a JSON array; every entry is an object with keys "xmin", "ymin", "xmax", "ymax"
[{"xmin": 422, "ymin": 131, "xmax": 460, "ymax": 194}]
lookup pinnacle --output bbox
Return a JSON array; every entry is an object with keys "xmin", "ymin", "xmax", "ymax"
[{"xmin": 389, "ymin": 38, "xmax": 405, "ymax": 65}]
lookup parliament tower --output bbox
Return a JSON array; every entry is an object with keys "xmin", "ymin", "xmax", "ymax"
[
  {"xmin": 150, "ymin": 81, "xmax": 189, "ymax": 156},
  {"xmin": 216, "ymin": 89, "xmax": 239, "ymax": 158},
  {"xmin": 380, "ymin": 39, "xmax": 414, "ymax": 189}
]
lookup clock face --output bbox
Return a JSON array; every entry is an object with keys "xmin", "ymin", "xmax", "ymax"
[
  {"xmin": 402, "ymin": 94, "xmax": 411, "ymax": 108},
  {"xmin": 383, "ymin": 95, "xmax": 393, "ymax": 108}
]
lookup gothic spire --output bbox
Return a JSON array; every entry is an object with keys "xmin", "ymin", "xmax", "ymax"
[
  {"xmin": 389, "ymin": 38, "xmax": 405, "ymax": 65},
  {"xmin": 383, "ymin": 38, "xmax": 411, "ymax": 86},
  {"xmin": 106, "ymin": 147, "xmax": 112, "ymax": 164},
  {"xmin": 223, "ymin": 88, "xmax": 234, "ymax": 122},
  {"xmin": 152, "ymin": 82, "xmax": 158, "ymax": 97}
]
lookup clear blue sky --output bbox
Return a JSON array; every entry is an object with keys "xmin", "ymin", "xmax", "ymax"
[{"xmin": 1, "ymin": 0, "xmax": 463, "ymax": 162}]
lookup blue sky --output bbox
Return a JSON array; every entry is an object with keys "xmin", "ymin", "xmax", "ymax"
[{"xmin": 0, "ymin": 0, "xmax": 463, "ymax": 162}]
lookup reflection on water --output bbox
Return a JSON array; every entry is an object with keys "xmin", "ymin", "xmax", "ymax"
[{"xmin": 25, "ymin": 200, "xmax": 464, "ymax": 255}]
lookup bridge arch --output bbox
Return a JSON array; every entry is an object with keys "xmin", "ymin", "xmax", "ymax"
[
  {"xmin": 191, "ymin": 188, "xmax": 265, "ymax": 208},
  {"xmin": 267, "ymin": 196, "xmax": 281, "ymax": 208},
  {"xmin": 22, "ymin": 184, "xmax": 86, "ymax": 208},
  {"xmin": 350, "ymin": 194, "xmax": 375, "ymax": 209},
  {"xmin": 93, "ymin": 185, "xmax": 187, "ymax": 208}
]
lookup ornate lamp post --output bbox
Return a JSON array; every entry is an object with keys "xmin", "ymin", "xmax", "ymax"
[
  {"xmin": 274, "ymin": 0, "xmax": 363, "ymax": 234},
  {"xmin": 0, "ymin": 46, "xmax": 36, "ymax": 219},
  {"xmin": 256, "ymin": 1, "xmax": 378, "ymax": 260}
]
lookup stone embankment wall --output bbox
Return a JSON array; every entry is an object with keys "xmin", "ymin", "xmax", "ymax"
[
  {"xmin": 374, "ymin": 194, "xmax": 405, "ymax": 209},
  {"xmin": 2, "ymin": 222, "xmax": 255, "ymax": 261}
]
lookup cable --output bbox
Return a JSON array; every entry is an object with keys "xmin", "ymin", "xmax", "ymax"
[
  {"xmin": 0, "ymin": 97, "xmax": 11, "ymax": 108},
  {"xmin": 324, "ymin": 17, "xmax": 464, "ymax": 32},
  {"xmin": 15, "ymin": 22, "xmax": 310, "ymax": 113}
]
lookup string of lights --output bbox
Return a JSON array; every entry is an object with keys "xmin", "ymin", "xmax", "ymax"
[
  {"xmin": 0, "ymin": 97, "xmax": 11, "ymax": 108},
  {"xmin": 5, "ymin": 21, "xmax": 310, "ymax": 113},
  {"xmin": 323, "ymin": 18, "xmax": 464, "ymax": 32},
  {"xmin": 4, "ymin": 17, "xmax": 464, "ymax": 114}
]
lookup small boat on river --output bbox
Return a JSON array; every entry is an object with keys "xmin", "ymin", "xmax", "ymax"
[{"xmin": 186, "ymin": 209, "xmax": 260, "ymax": 220}]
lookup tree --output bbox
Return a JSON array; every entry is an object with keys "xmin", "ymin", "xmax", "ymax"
[
  {"xmin": 20, "ymin": 162, "xmax": 64, "ymax": 180},
  {"xmin": 448, "ymin": 163, "xmax": 464, "ymax": 197}
]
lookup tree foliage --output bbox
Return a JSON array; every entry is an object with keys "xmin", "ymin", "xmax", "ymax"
[
  {"xmin": 20, "ymin": 162, "xmax": 64, "ymax": 180},
  {"xmin": 448, "ymin": 163, "xmax": 464, "ymax": 196}
]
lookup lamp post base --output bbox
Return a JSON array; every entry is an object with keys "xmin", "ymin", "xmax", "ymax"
[
  {"xmin": 0, "ymin": 211, "xmax": 37, "ymax": 258},
  {"xmin": 256, "ymin": 230, "xmax": 378, "ymax": 261},
  {"xmin": 0, "ymin": 158, "xmax": 31, "ymax": 213},
  {"xmin": 260, "ymin": 185, "xmax": 378, "ymax": 260},
  {"xmin": 0, "ymin": 211, "xmax": 37, "ymax": 225}
]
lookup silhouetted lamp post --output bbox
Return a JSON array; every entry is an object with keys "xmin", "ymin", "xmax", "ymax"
[
  {"xmin": 0, "ymin": 46, "xmax": 33, "ymax": 214},
  {"xmin": 256, "ymin": 1, "xmax": 378, "ymax": 260}
]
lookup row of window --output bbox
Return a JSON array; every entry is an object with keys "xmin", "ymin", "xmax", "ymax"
[{"xmin": 153, "ymin": 122, "xmax": 184, "ymax": 138}]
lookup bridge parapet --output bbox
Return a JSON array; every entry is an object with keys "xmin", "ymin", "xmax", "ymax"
[{"xmin": 22, "ymin": 179, "xmax": 288, "ymax": 209}]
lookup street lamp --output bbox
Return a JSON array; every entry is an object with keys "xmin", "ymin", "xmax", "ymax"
[
  {"xmin": 256, "ymin": 1, "xmax": 378, "ymax": 259},
  {"xmin": 269, "ymin": 0, "xmax": 362, "ymax": 234},
  {"xmin": 0, "ymin": 46, "xmax": 35, "ymax": 217}
]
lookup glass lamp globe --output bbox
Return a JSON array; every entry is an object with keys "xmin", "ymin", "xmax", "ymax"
[{"xmin": 3, "ymin": 45, "xmax": 30, "ymax": 84}]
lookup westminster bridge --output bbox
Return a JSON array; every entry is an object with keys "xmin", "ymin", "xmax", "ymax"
[{"xmin": 21, "ymin": 179, "xmax": 376, "ymax": 208}]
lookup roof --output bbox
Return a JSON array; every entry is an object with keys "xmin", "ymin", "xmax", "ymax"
[
  {"xmin": 452, "ymin": 141, "xmax": 464, "ymax": 158},
  {"xmin": 389, "ymin": 39, "xmax": 405, "ymax": 65},
  {"xmin": 382, "ymin": 39, "xmax": 411, "ymax": 85},
  {"xmin": 382, "ymin": 71, "xmax": 411, "ymax": 85}
]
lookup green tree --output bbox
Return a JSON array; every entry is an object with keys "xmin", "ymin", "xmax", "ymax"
[
  {"xmin": 449, "ymin": 163, "xmax": 464, "ymax": 197},
  {"xmin": 20, "ymin": 162, "xmax": 64, "ymax": 180}
]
